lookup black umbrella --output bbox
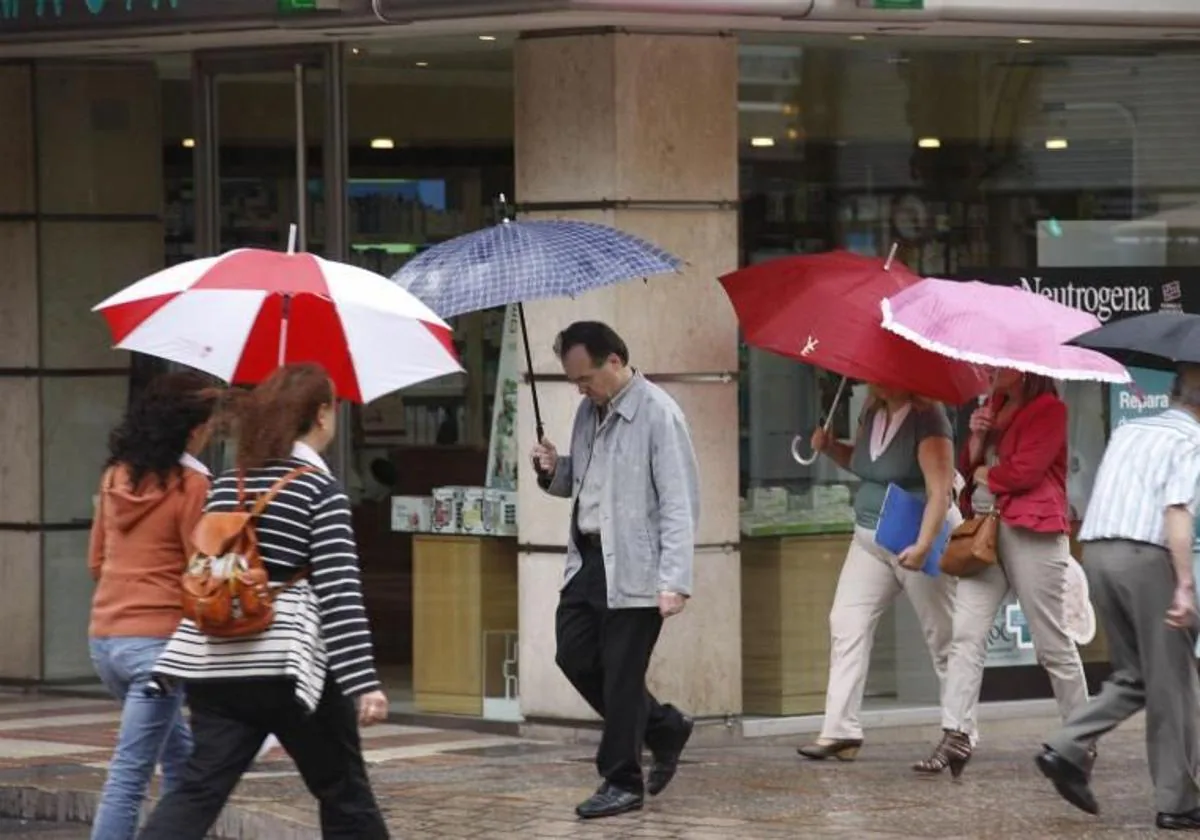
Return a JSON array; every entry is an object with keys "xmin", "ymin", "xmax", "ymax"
[{"xmin": 1067, "ymin": 311, "xmax": 1200, "ymax": 372}]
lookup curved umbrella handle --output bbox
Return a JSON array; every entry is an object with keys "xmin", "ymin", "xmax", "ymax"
[
  {"xmin": 791, "ymin": 434, "xmax": 820, "ymax": 466},
  {"xmin": 790, "ymin": 375, "xmax": 850, "ymax": 467}
]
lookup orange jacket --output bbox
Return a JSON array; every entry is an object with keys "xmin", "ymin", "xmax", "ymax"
[{"xmin": 88, "ymin": 463, "xmax": 210, "ymax": 639}]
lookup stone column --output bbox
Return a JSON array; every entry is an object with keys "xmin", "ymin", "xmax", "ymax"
[
  {"xmin": 0, "ymin": 61, "xmax": 162, "ymax": 681},
  {"xmin": 513, "ymin": 32, "xmax": 742, "ymax": 722},
  {"xmin": 0, "ymin": 63, "xmax": 43, "ymax": 680}
]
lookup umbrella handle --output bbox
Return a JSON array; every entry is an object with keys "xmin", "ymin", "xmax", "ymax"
[
  {"xmin": 791, "ymin": 376, "xmax": 849, "ymax": 466},
  {"xmin": 791, "ymin": 435, "xmax": 821, "ymax": 466}
]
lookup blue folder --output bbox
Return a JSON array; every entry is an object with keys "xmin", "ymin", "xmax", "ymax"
[{"xmin": 874, "ymin": 483, "xmax": 950, "ymax": 577}]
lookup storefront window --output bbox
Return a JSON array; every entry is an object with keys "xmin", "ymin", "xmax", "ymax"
[
  {"xmin": 737, "ymin": 37, "xmax": 1200, "ymax": 698},
  {"xmin": 739, "ymin": 37, "xmax": 1200, "ymax": 534}
]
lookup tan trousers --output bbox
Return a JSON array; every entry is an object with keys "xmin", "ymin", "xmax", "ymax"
[
  {"xmin": 819, "ymin": 516, "xmax": 965, "ymax": 741},
  {"xmin": 942, "ymin": 521, "xmax": 1088, "ymax": 733}
]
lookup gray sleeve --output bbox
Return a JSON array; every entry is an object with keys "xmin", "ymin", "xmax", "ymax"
[
  {"xmin": 542, "ymin": 455, "xmax": 574, "ymax": 499},
  {"xmin": 651, "ymin": 405, "xmax": 700, "ymax": 596},
  {"xmin": 913, "ymin": 405, "xmax": 953, "ymax": 444},
  {"xmin": 539, "ymin": 401, "xmax": 583, "ymax": 499}
]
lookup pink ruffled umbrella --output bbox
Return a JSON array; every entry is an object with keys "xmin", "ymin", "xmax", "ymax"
[{"xmin": 880, "ymin": 278, "xmax": 1131, "ymax": 384}]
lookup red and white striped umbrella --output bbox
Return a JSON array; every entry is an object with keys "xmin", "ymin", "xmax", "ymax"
[{"xmin": 94, "ymin": 248, "xmax": 462, "ymax": 404}]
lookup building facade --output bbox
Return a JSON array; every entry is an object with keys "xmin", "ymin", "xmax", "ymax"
[{"xmin": 2, "ymin": 0, "xmax": 1199, "ymax": 727}]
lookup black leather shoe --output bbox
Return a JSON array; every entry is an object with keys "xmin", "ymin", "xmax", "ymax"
[
  {"xmin": 575, "ymin": 783, "xmax": 644, "ymax": 819},
  {"xmin": 1157, "ymin": 809, "xmax": 1200, "ymax": 830},
  {"xmin": 1035, "ymin": 747, "xmax": 1099, "ymax": 816},
  {"xmin": 647, "ymin": 715, "xmax": 694, "ymax": 796}
]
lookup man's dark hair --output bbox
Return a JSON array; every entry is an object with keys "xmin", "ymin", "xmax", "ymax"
[{"xmin": 553, "ymin": 321, "xmax": 630, "ymax": 367}]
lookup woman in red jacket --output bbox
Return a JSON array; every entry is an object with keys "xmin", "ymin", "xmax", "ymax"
[{"xmin": 912, "ymin": 369, "xmax": 1087, "ymax": 778}]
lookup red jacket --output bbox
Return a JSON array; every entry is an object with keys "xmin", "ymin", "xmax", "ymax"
[{"xmin": 958, "ymin": 392, "xmax": 1070, "ymax": 535}]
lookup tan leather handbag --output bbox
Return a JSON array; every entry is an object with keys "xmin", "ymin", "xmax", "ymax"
[{"xmin": 939, "ymin": 512, "xmax": 999, "ymax": 578}]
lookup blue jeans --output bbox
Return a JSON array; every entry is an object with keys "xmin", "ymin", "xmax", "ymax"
[{"xmin": 89, "ymin": 637, "xmax": 193, "ymax": 840}]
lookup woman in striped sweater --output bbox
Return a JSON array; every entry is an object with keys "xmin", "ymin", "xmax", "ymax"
[{"xmin": 139, "ymin": 363, "xmax": 389, "ymax": 840}]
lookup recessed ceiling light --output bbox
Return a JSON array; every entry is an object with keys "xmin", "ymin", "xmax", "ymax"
[
  {"xmin": 370, "ymin": 138, "xmax": 396, "ymax": 150},
  {"xmin": 849, "ymin": 35, "xmax": 867, "ymax": 41},
  {"xmin": 750, "ymin": 137, "xmax": 776, "ymax": 148},
  {"xmin": 479, "ymin": 35, "xmax": 497, "ymax": 41},
  {"xmin": 351, "ymin": 47, "xmax": 362, "ymax": 55},
  {"xmin": 415, "ymin": 61, "xmax": 429, "ymax": 68},
  {"xmin": 181, "ymin": 138, "xmax": 195, "ymax": 148},
  {"xmin": 1017, "ymin": 38, "xmax": 1034, "ymax": 45},
  {"xmin": 917, "ymin": 137, "xmax": 941, "ymax": 149},
  {"xmin": 1045, "ymin": 137, "xmax": 1069, "ymax": 150}
]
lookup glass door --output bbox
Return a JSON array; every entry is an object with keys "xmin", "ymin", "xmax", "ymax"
[{"xmin": 191, "ymin": 44, "xmax": 349, "ymax": 475}]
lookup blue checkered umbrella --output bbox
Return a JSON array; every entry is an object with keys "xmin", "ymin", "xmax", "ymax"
[
  {"xmin": 392, "ymin": 216, "xmax": 683, "ymax": 440},
  {"xmin": 393, "ymin": 219, "xmax": 683, "ymax": 318}
]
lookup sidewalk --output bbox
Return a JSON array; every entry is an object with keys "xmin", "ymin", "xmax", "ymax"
[{"xmin": 0, "ymin": 691, "xmax": 1169, "ymax": 838}]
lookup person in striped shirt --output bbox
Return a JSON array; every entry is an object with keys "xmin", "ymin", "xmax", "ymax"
[
  {"xmin": 139, "ymin": 363, "xmax": 390, "ymax": 840},
  {"xmin": 1037, "ymin": 363, "xmax": 1200, "ymax": 831}
]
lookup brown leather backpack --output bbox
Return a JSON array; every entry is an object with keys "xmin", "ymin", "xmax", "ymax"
[{"xmin": 181, "ymin": 467, "xmax": 314, "ymax": 638}]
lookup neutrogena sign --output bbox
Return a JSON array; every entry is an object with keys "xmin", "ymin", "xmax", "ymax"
[{"xmin": 1015, "ymin": 275, "xmax": 1153, "ymax": 323}]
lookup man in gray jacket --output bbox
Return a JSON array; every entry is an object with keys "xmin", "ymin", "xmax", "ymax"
[{"xmin": 531, "ymin": 321, "xmax": 700, "ymax": 820}]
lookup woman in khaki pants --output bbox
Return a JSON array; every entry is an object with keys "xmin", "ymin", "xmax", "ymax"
[
  {"xmin": 914, "ymin": 370, "xmax": 1088, "ymax": 778},
  {"xmin": 797, "ymin": 383, "xmax": 967, "ymax": 761}
]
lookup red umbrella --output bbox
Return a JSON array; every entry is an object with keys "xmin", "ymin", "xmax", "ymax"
[{"xmin": 719, "ymin": 250, "xmax": 990, "ymax": 462}]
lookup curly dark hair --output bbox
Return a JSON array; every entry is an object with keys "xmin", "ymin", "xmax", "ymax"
[{"xmin": 107, "ymin": 370, "xmax": 221, "ymax": 488}]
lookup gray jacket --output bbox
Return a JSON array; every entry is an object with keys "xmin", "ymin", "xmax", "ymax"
[{"xmin": 542, "ymin": 374, "xmax": 700, "ymax": 609}]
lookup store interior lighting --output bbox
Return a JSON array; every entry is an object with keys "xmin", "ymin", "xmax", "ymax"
[
  {"xmin": 370, "ymin": 137, "xmax": 396, "ymax": 150},
  {"xmin": 181, "ymin": 138, "xmax": 195, "ymax": 148},
  {"xmin": 478, "ymin": 35, "xmax": 497, "ymax": 41},
  {"xmin": 750, "ymin": 137, "xmax": 776, "ymax": 148},
  {"xmin": 917, "ymin": 137, "xmax": 941, "ymax": 149},
  {"xmin": 1045, "ymin": 137, "xmax": 1069, "ymax": 150},
  {"xmin": 1017, "ymin": 38, "xmax": 1034, "ymax": 45}
]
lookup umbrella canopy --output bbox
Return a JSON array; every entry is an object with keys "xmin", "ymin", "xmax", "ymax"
[
  {"xmin": 94, "ymin": 248, "xmax": 462, "ymax": 404},
  {"xmin": 393, "ymin": 219, "xmax": 684, "ymax": 318},
  {"xmin": 718, "ymin": 251, "xmax": 991, "ymax": 405},
  {"xmin": 881, "ymin": 278, "xmax": 1130, "ymax": 384},
  {"xmin": 1067, "ymin": 311, "xmax": 1200, "ymax": 372}
]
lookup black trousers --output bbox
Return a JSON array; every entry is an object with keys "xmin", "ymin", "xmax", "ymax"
[
  {"xmin": 137, "ymin": 677, "xmax": 389, "ymax": 840},
  {"xmin": 555, "ymin": 533, "xmax": 687, "ymax": 793}
]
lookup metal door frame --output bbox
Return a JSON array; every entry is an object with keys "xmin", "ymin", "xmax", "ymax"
[{"xmin": 190, "ymin": 43, "xmax": 351, "ymax": 477}]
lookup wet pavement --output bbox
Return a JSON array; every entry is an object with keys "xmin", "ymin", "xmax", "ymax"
[
  {"xmin": 0, "ymin": 691, "xmax": 1176, "ymax": 838},
  {"xmin": 0, "ymin": 819, "xmax": 89, "ymax": 838}
]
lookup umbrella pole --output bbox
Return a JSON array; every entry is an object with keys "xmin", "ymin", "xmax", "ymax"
[
  {"xmin": 279, "ymin": 226, "xmax": 298, "ymax": 369},
  {"xmin": 792, "ymin": 375, "xmax": 849, "ymax": 466},
  {"xmin": 883, "ymin": 242, "xmax": 899, "ymax": 271},
  {"xmin": 517, "ymin": 302, "xmax": 545, "ymax": 442},
  {"xmin": 278, "ymin": 294, "xmax": 291, "ymax": 368}
]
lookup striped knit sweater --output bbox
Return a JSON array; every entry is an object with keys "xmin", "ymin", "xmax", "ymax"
[{"xmin": 179, "ymin": 458, "xmax": 380, "ymax": 698}]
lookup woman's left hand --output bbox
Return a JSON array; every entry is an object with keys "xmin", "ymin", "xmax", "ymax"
[
  {"xmin": 897, "ymin": 543, "xmax": 929, "ymax": 571},
  {"xmin": 356, "ymin": 690, "xmax": 390, "ymax": 727}
]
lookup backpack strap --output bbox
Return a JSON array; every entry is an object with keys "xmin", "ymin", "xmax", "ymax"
[
  {"xmin": 249, "ymin": 466, "xmax": 318, "ymax": 518},
  {"xmin": 233, "ymin": 466, "xmax": 318, "ymax": 515},
  {"xmin": 228, "ymin": 466, "xmax": 319, "ymax": 592},
  {"xmin": 253, "ymin": 467, "xmax": 317, "ymax": 590}
]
